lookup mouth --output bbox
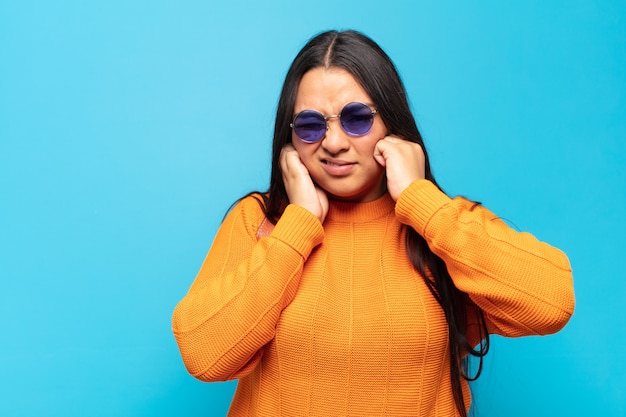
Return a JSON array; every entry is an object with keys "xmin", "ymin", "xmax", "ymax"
[
  {"xmin": 322, "ymin": 158, "xmax": 353, "ymax": 166},
  {"xmin": 320, "ymin": 158, "xmax": 356, "ymax": 176}
]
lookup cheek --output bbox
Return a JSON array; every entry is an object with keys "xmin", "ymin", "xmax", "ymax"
[
  {"xmin": 291, "ymin": 135, "xmax": 305, "ymax": 156},
  {"xmin": 291, "ymin": 139, "xmax": 315, "ymax": 166},
  {"xmin": 359, "ymin": 132, "xmax": 385, "ymax": 156},
  {"xmin": 373, "ymin": 119, "xmax": 388, "ymax": 138}
]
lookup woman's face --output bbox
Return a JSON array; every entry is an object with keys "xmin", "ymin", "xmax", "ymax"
[{"xmin": 291, "ymin": 67, "xmax": 388, "ymax": 202}]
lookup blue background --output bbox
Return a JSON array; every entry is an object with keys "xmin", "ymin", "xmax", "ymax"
[{"xmin": 1, "ymin": 1, "xmax": 624, "ymax": 416}]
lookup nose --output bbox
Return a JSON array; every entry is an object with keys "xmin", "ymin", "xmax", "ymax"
[{"xmin": 321, "ymin": 117, "xmax": 350, "ymax": 154}]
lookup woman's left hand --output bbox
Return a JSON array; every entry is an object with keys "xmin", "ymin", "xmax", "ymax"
[{"xmin": 373, "ymin": 136, "xmax": 426, "ymax": 201}]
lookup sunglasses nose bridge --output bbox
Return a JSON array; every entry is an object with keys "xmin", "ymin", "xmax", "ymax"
[{"xmin": 323, "ymin": 114, "xmax": 340, "ymax": 131}]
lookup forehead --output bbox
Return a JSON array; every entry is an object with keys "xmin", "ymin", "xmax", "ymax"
[{"xmin": 294, "ymin": 67, "xmax": 372, "ymax": 113}]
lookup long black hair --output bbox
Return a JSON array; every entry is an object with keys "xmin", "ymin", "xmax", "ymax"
[{"xmin": 255, "ymin": 30, "xmax": 489, "ymax": 416}]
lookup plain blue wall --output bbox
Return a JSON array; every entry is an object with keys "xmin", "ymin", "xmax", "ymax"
[{"xmin": 1, "ymin": 1, "xmax": 624, "ymax": 416}]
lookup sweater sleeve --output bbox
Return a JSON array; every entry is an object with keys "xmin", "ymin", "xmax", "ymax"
[
  {"xmin": 395, "ymin": 180, "xmax": 575, "ymax": 337},
  {"xmin": 172, "ymin": 197, "xmax": 324, "ymax": 381}
]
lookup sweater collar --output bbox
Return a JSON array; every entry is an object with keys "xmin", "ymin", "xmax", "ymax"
[{"xmin": 325, "ymin": 192, "xmax": 395, "ymax": 223}]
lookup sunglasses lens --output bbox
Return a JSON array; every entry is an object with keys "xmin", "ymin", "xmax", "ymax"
[
  {"xmin": 292, "ymin": 111, "xmax": 326, "ymax": 143},
  {"xmin": 291, "ymin": 103, "xmax": 375, "ymax": 143},
  {"xmin": 340, "ymin": 102, "xmax": 374, "ymax": 136}
]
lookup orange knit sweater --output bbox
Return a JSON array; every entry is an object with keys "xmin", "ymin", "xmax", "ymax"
[{"xmin": 172, "ymin": 180, "xmax": 574, "ymax": 416}]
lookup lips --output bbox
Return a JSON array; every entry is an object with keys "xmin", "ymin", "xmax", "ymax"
[
  {"xmin": 321, "ymin": 158, "xmax": 355, "ymax": 176},
  {"xmin": 322, "ymin": 158, "xmax": 350, "ymax": 166}
]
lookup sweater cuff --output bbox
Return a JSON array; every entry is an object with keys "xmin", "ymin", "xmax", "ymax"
[
  {"xmin": 395, "ymin": 180, "xmax": 451, "ymax": 235},
  {"xmin": 272, "ymin": 204, "xmax": 324, "ymax": 259}
]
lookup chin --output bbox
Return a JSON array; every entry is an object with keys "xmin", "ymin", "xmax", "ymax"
[{"xmin": 326, "ymin": 189, "xmax": 381, "ymax": 203}]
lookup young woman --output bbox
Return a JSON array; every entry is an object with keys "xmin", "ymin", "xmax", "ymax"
[{"xmin": 172, "ymin": 30, "xmax": 575, "ymax": 416}]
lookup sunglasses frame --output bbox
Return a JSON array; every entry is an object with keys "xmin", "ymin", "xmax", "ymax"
[{"xmin": 290, "ymin": 102, "xmax": 378, "ymax": 143}]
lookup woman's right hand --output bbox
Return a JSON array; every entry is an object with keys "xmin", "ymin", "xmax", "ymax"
[{"xmin": 280, "ymin": 145, "xmax": 329, "ymax": 223}]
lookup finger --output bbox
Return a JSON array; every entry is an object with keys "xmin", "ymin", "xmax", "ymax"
[
  {"xmin": 382, "ymin": 135, "xmax": 400, "ymax": 144},
  {"xmin": 373, "ymin": 139, "xmax": 389, "ymax": 166},
  {"xmin": 280, "ymin": 145, "xmax": 300, "ymax": 171}
]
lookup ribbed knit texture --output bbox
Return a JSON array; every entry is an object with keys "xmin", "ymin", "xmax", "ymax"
[{"xmin": 172, "ymin": 180, "xmax": 575, "ymax": 416}]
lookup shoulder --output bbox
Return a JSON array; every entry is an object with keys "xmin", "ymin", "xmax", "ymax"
[{"xmin": 225, "ymin": 193, "xmax": 268, "ymax": 237}]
